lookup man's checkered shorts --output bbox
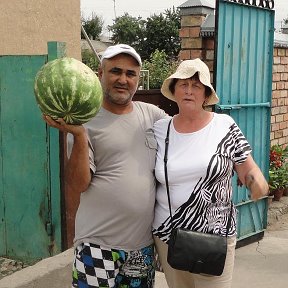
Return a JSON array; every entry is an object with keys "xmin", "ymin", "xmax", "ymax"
[{"xmin": 72, "ymin": 242, "xmax": 155, "ymax": 288}]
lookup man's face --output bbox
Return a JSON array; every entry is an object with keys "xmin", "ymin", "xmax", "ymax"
[{"xmin": 98, "ymin": 54, "xmax": 141, "ymax": 107}]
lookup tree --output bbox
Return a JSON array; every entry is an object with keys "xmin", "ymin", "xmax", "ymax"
[
  {"xmin": 141, "ymin": 7, "xmax": 181, "ymax": 60},
  {"xmin": 81, "ymin": 13, "xmax": 104, "ymax": 40},
  {"xmin": 108, "ymin": 13, "xmax": 145, "ymax": 47},
  {"xmin": 108, "ymin": 8, "xmax": 181, "ymax": 61}
]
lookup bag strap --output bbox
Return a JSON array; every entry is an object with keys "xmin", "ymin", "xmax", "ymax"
[
  {"xmin": 164, "ymin": 119, "xmax": 173, "ymax": 222},
  {"xmin": 164, "ymin": 118, "xmax": 233, "ymax": 237}
]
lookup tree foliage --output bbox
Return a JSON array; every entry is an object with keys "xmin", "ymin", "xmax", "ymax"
[
  {"xmin": 81, "ymin": 49, "xmax": 99, "ymax": 72},
  {"xmin": 108, "ymin": 13, "xmax": 145, "ymax": 47},
  {"xmin": 142, "ymin": 50, "xmax": 180, "ymax": 89},
  {"xmin": 81, "ymin": 13, "xmax": 104, "ymax": 40},
  {"xmin": 141, "ymin": 8, "xmax": 181, "ymax": 60},
  {"xmin": 108, "ymin": 7, "xmax": 181, "ymax": 61},
  {"xmin": 81, "ymin": 8, "xmax": 181, "ymax": 90}
]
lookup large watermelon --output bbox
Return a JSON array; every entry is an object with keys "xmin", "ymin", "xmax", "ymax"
[{"xmin": 34, "ymin": 57, "xmax": 103, "ymax": 125}]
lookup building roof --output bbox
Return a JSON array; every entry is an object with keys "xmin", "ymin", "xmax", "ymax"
[
  {"xmin": 274, "ymin": 31, "xmax": 288, "ymax": 47},
  {"xmin": 81, "ymin": 39, "xmax": 111, "ymax": 55},
  {"xmin": 200, "ymin": 14, "xmax": 215, "ymax": 37}
]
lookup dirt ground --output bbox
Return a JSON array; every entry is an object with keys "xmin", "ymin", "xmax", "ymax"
[{"xmin": 268, "ymin": 211, "xmax": 288, "ymax": 231}]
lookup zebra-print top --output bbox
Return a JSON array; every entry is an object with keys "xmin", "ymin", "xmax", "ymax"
[{"xmin": 152, "ymin": 113, "xmax": 251, "ymax": 242}]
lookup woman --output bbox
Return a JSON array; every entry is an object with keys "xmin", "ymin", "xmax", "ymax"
[{"xmin": 152, "ymin": 59, "xmax": 269, "ymax": 288}]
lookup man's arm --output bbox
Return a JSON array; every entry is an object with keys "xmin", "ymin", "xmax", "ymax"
[
  {"xmin": 235, "ymin": 154, "xmax": 269, "ymax": 201},
  {"xmin": 43, "ymin": 115, "xmax": 91, "ymax": 193}
]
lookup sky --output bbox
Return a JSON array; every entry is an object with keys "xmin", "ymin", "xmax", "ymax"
[{"xmin": 81, "ymin": 0, "xmax": 288, "ymax": 34}]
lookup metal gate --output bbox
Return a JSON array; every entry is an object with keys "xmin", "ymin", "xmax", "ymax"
[
  {"xmin": 214, "ymin": 0, "xmax": 274, "ymax": 244},
  {"xmin": 0, "ymin": 42, "xmax": 64, "ymax": 262}
]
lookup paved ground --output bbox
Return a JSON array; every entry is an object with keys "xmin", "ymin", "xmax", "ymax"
[
  {"xmin": 155, "ymin": 210, "xmax": 288, "ymax": 288},
  {"xmin": 232, "ymin": 213, "xmax": 288, "ymax": 288},
  {"xmin": 1, "ymin": 197, "xmax": 288, "ymax": 287}
]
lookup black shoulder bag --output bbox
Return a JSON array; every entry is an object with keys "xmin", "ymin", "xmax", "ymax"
[{"xmin": 164, "ymin": 119, "xmax": 233, "ymax": 276}]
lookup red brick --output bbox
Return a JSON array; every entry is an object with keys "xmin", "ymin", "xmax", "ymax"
[
  {"xmin": 281, "ymin": 56, "xmax": 288, "ymax": 64},
  {"xmin": 190, "ymin": 49, "xmax": 203, "ymax": 59},
  {"xmin": 190, "ymin": 27, "xmax": 201, "ymax": 38},
  {"xmin": 280, "ymin": 106, "xmax": 288, "ymax": 114},
  {"xmin": 179, "ymin": 50, "xmax": 191, "ymax": 60},
  {"xmin": 278, "ymin": 98, "xmax": 285, "ymax": 106},
  {"xmin": 272, "ymin": 90, "xmax": 281, "ymax": 98},
  {"xmin": 280, "ymin": 90, "xmax": 288, "ymax": 97},
  {"xmin": 280, "ymin": 121, "xmax": 287, "ymax": 129},
  {"xmin": 276, "ymin": 82, "xmax": 285, "ymax": 90},
  {"xmin": 276, "ymin": 114, "xmax": 284, "ymax": 122},
  {"xmin": 179, "ymin": 27, "xmax": 190, "ymax": 38},
  {"xmin": 280, "ymin": 73, "xmax": 288, "ymax": 81},
  {"xmin": 271, "ymin": 123, "xmax": 280, "ymax": 131},
  {"xmin": 204, "ymin": 38, "xmax": 214, "ymax": 50},
  {"xmin": 275, "ymin": 130, "xmax": 283, "ymax": 139},
  {"xmin": 277, "ymin": 65, "xmax": 285, "ymax": 73},
  {"xmin": 273, "ymin": 56, "xmax": 281, "ymax": 64},
  {"xmin": 182, "ymin": 38, "xmax": 202, "ymax": 49},
  {"xmin": 270, "ymin": 138, "xmax": 278, "ymax": 145},
  {"xmin": 181, "ymin": 15, "xmax": 205, "ymax": 27},
  {"xmin": 279, "ymin": 138, "xmax": 286, "ymax": 145},
  {"xmin": 278, "ymin": 49, "xmax": 286, "ymax": 57},
  {"xmin": 271, "ymin": 107, "xmax": 280, "ymax": 115},
  {"xmin": 271, "ymin": 99, "xmax": 278, "ymax": 107},
  {"xmin": 206, "ymin": 50, "xmax": 214, "ymax": 60},
  {"xmin": 273, "ymin": 73, "xmax": 281, "ymax": 82}
]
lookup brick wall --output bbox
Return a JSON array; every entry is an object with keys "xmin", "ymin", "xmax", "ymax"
[
  {"xmin": 179, "ymin": 14, "xmax": 215, "ymax": 83},
  {"xmin": 271, "ymin": 47, "xmax": 288, "ymax": 146}
]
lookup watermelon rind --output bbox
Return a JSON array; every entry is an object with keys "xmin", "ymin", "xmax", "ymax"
[{"xmin": 34, "ymin": 57, "xmax": 103, "ymax": 125}]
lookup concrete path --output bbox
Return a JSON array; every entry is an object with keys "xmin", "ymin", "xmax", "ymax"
[
  {"xmin": 0, "ymin": 197, "xmax": 287, "ymax": 288},
  {"xmin": 233, "ymin": 199, "xmax": 288, "ymax": 288},
  {"xmin": 232, "ymin": 225, "xmax": 288, "ymax": 288},
  {"xmin": 155, "ymin": 212, "xmax": 288, "ymax": 288}
]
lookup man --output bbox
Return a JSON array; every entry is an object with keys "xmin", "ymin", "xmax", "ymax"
[{"xmin": 44, "ymin": 44, "xmax": 166, "ymax": 288}]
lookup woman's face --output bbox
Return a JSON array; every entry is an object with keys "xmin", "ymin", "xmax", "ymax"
[{"xmin": 174, "ymin": 78, "xmax": 206, "ymax": 111}]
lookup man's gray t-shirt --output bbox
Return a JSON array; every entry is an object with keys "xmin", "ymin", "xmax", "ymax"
[{"xmin": 73, "ymin": 101, "xmax": 166, "ymax": 250}]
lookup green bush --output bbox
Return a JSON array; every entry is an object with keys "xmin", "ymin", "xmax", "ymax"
[
  {"xmin": 81, "ymin": 49, "xmax": 100, "ymax": 72},
  {"xmin": 142, "ymin": 49, "xmax": 179, "ymax": 89}
]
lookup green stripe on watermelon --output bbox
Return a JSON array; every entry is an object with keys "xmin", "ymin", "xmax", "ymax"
[{"xmin": 34, "ymin": 57, "xmax": 103, "ymax": 125}]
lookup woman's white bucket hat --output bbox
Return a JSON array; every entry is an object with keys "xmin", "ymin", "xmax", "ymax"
[{"xmin": 161, "ymin": 58, "xmax": 219, "ymax": 106}]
